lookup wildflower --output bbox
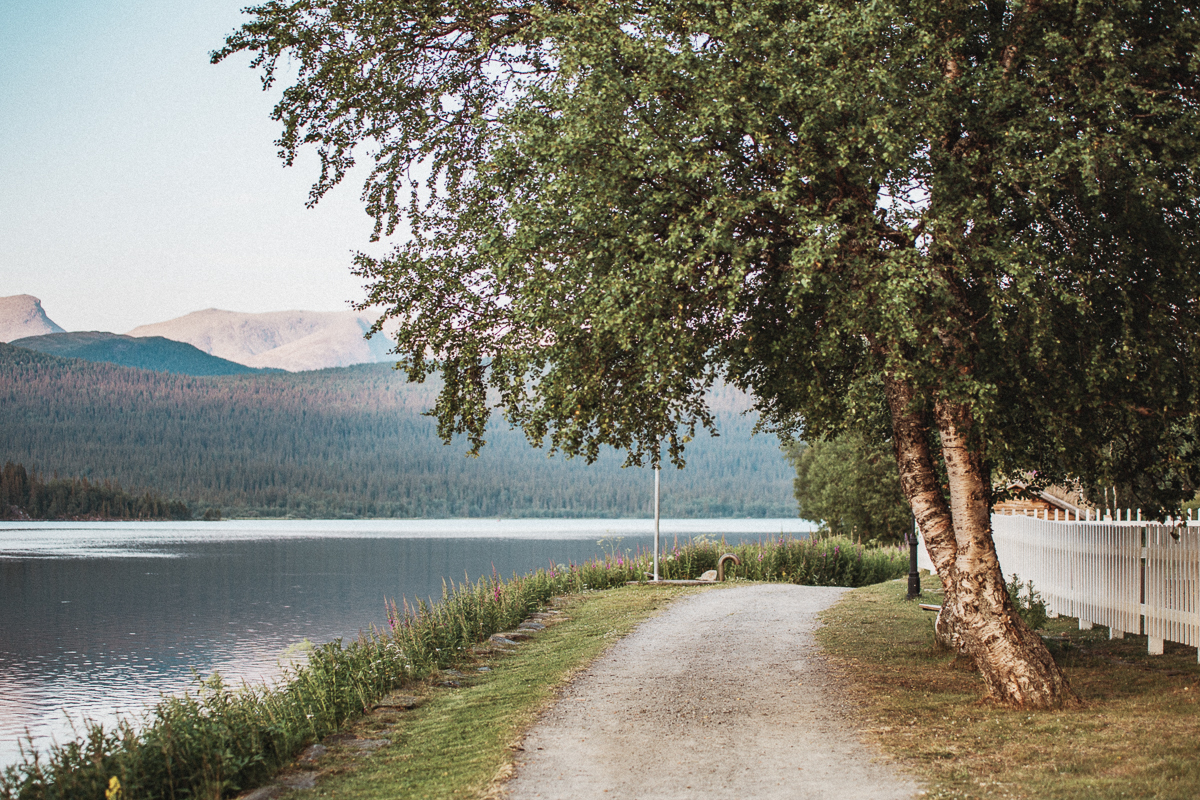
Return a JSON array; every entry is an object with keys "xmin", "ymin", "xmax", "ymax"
[{"xmin": 106, "ymin": 777, "xmax": 122, "ymax": 800}]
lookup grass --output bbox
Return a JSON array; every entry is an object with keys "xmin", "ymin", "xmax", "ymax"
[
  {"xmin": 270, "ymin": 586, "xmax": 699, "ymax": 799},
  {"xmin": 818, "ymin": 573, "xmax": 1200, "ymax": 799}
]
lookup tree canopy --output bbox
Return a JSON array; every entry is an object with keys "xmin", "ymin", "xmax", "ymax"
[
  {"xmin": 786, "ymin": 434, "xmax": 911, "ymax": 543},
  {"xmin": 218, "ymin": 0, "xmax": 1200, "ymax": 707}
]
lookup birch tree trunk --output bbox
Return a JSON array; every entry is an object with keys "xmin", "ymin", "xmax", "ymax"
[
  {"xmin": 885, "ymin": 376, "xmax": 1078, "ymax": 708},
  {"xmin": 883, "ymin": 377, "xmax": 963, "ymax": 651}
]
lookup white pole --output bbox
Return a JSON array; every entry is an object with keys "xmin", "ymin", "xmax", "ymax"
[{"xmin": 653, "ymin": 467, "xmax": 661, "ymax": 581}]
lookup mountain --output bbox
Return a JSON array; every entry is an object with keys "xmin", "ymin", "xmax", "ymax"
[
  {"xmin": 127, "ymin": 308, "xmax": 393, "ymax": 372},
  {"xmin": 0, "ymin": 295, "xmax": 65, "ymax": 342},
  {"xmin": 0, "ymin": 343, "xmax": 797, "ymax": 519},
  {"xmin": 9, "ymin": 331, "xmax": 271, "ymax": 376}
]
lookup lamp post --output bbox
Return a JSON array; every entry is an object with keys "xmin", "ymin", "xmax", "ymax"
[
  {"xmin": 653, "ymin": 466, "xmax": 661, "ymax": 581},
  {"xmin": 906, "ymin": 515, "xmax": 921, "ymax": 600}
]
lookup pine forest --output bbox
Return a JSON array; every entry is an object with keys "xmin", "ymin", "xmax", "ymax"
[{"xmin": 0, "ymin": 344, "xmax": 795, "ymax": 519}]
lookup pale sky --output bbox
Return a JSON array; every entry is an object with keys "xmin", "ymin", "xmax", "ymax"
[{"xmin": 1, "ymin": 0, "xmax": 396, "ymax": 333}]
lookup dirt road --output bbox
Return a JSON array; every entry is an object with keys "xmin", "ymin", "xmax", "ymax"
[{"xmin": 505, "ymin": 583, "xmax": 922, "ymax": 800}]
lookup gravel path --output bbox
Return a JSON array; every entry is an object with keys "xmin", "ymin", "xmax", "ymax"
[{"xmin": 505, "ymin": 584, "xmax": 922, "ymax": 800}]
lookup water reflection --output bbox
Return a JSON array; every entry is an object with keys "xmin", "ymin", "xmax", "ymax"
[{"xmin": 0, "ymin": 518, "xmax": 811, "ymax": 766}]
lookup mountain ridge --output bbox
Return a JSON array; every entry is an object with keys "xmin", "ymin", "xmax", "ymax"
[
  {"xmin": 128, "ymin": 308, "xmax": 393, "ymax": 371},
  {"xmin": 0, "ymin": 295, "xmax": 65, "ymax": 342},
  {"xmin": 1, "ymin": 296, "xmax": 396, "ymax": 373},
  {"xmin": 9, "ymin": 331, "xmax": 274, "ymax": 376}
]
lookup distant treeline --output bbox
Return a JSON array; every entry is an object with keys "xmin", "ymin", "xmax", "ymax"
[
  {"xmin": 0, "ymin": 461, "xmax": 191, "ymax": 521},
  {"xmin": 0, "ymin": 344, "xmax": 796, "ymax": 519}
]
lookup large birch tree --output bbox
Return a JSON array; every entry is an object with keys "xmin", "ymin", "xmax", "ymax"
[{"xmin": 217, "ymin": 0, "xmax": 1200, "ymax": 708}]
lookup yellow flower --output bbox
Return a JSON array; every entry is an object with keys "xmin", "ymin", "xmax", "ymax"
[{"xmin": 106, "ymin": 776, "xmax": 122, "ymax": 800}]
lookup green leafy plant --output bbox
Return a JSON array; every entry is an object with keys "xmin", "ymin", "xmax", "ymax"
[{"xmin": 1006, "ymin": 574, "xmax": 1049, "ymax": 632}]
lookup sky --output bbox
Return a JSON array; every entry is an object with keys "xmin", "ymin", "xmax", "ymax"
[{"xmin": 1, "ymin": 0, "xmax": 397, "ymax": 333}]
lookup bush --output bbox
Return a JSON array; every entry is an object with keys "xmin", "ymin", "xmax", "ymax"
[{"xmin": 1006, "ymin": 574, "xmax": 1049, "ymax": 631}]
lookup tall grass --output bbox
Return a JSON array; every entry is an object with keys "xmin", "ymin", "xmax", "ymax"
[
  {"xmin": 655, "ymin": 534, "xmax": 909, "ymax": 587},
  {"xmin": 0, "ymin": 536, "xmax": 904, "ymax": 800}
]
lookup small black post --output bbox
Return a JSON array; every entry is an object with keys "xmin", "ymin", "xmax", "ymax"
[{"xmin": 906, "ymin": 517, "xmax": 921, "ymax": 600}]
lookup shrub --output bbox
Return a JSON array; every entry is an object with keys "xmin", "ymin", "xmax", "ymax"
[{"xmin": 1006, "ymin": 574, "xmax": 1049, "ymax": 631}]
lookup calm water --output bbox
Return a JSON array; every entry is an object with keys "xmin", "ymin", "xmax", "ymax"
[{"xmin": 0, "ymin": 518, "xmax": 811, "ymax": 766}]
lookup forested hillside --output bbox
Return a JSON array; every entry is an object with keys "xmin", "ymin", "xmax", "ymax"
[
  {"xmin": 10, "ymin": 332, "xmax": 271, "ymax": 376},
  {"xmin": 0, "ymin": 461, "xmax": 191, "ymax": 521},
  {"xmin": 0, "ymin": 344, "xmax": 795, "ymax": 518}
]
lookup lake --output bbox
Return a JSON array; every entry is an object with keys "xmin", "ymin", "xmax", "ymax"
[{"xmin": 0, "ymin": 518, "xmax": 812, "ymax": 767}]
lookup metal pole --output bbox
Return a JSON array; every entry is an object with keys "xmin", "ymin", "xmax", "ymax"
[
  {"xmin": 653, "ymin": 467, "xmax": 661, "ymax": 581},
  {"xmin": 906, "ymin": 515, "xmax": 921, "ymax": 599}
]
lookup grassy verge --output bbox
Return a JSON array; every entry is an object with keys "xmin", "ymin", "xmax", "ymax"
[
  {"xmin": 818, "ymin": 574, "xmax": 1200, "ymax": 799},
  {"xmin": 277, "ymin": 585, "xmax": 699, "ymax": 799}
]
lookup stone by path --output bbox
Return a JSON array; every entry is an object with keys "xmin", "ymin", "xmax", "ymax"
[{"xmin": 504, "ymin": 584, "xmax": 923, "ymax": 800}]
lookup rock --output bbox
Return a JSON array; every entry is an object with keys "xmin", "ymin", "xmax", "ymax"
[
  {"xmin": 374, "ymin": 693, "xmax": 422, "ymax": 710},
  {"xmin": 698, "ymin": 570, "xmax": 718, "ymax": 582},
  {"xmin": 438, "ymin": 680, "xmax": 461, "ymax": 688},
  {"xmin": 487, "ymin": 633, "xmax": 520, "ymax": 647},
  {"xmin": 442, "ymin": 669, "xmax": 465, "ymax": 677},
  {"xmin": 297, "ymin": 744, "xmax": 327, "ymax": 765},
  {"xmin": 278, "ymin": 771, "xmax": 319, "ymax": 789},
  {"xmin": 518, "ymin": 621, "xmax": 546, "ymax": 631},
  {"xmin": 322, "ymin": 733, "xmax": 359, "ymax": 745},
  {"xmin": 477, "ymin": 666, "xmax": 492, "ymax": 672}
]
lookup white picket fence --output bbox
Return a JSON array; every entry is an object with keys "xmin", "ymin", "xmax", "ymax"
[{"xmin": 917, "ymin": 509, "xmax": 1200, "ymax": 660}]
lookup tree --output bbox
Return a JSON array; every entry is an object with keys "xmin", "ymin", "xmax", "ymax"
[
  {"xmin": 216, "ymin": 0, "xmax": 1200, "ymax": 707},
  {"xmin": 785, "ymin": 434, "xmax": 911, "ymax": 543}
]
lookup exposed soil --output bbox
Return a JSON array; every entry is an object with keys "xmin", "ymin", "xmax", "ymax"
[{"xmin": 504, "ymin": 583, "xmax": 922, "ymax": 800}]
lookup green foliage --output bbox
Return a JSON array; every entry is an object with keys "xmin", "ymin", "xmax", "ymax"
[
  {"xmin": 0, "ymin": 538, "xmax": 902, "ymax": 799},
  {"xmin": 214, "ymin": 0, "xmax": 1200, "ymax": 515},
  {"xmin": 0, "ymin": 462, "xmax": 190, "ymax": 521},
  {"xmin": 1006, "ymin": 574, "xmax": 1049, "ymax": 632},
  {"xmin": 0, "ymin": 345, "xmax": 794, "ymax": 519},
  {"xmin": 784, "ymin": 434, "xmax": 911, "ymax": 543}
]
